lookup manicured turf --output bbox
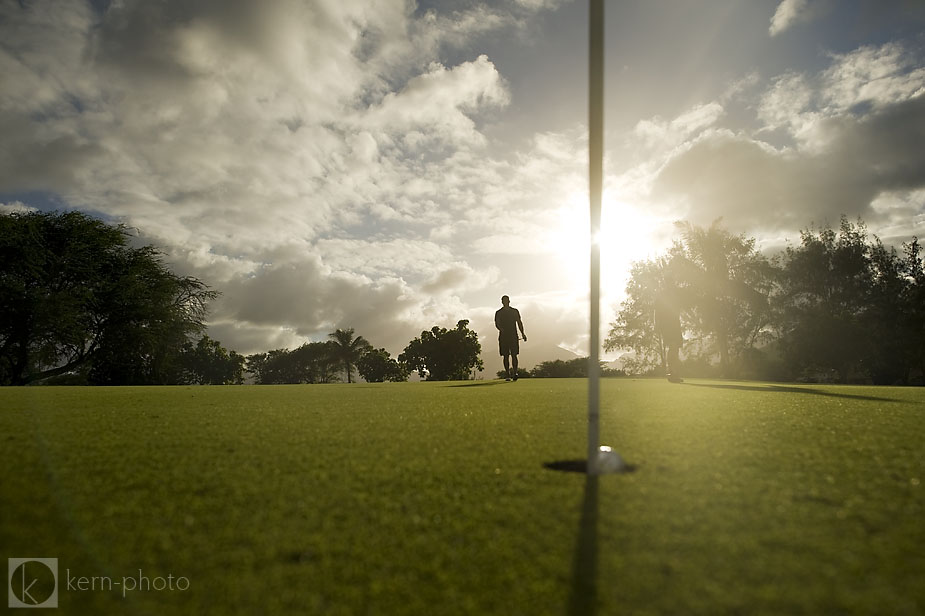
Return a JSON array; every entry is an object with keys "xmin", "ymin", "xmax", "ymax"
[{"xmin": 2, "ymin": 379, "xmax": 923, "ymax": 615}]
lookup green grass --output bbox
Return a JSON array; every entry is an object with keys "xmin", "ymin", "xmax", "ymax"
[{"xmin": 2, "ymin": 379, "xmax": 924, "ymax": 615}]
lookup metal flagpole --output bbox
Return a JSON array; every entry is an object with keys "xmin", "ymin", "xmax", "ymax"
[
  {"xmin": 587, "ymin": 0, "xmax": 627, "ymax": 475},
  {"xmin": 587, "ymin": 0, "xmax": 603, "ymax": 475}
]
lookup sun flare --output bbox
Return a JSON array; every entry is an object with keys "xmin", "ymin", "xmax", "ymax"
[{"xmin": 548, "ymin": 191, "xmax": 662, "ymax": 299}]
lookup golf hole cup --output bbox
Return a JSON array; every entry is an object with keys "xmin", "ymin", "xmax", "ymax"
[{"xmin": 595, "ymin": 445, "xmax": 626, "ymax": 474}]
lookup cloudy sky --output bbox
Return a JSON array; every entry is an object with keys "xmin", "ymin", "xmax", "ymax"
[{"xmin": 2, "ymin": 0, "xmax": 924, "ymax": 371}]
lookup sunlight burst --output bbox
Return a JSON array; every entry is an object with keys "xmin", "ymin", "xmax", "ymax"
[{"xmin": 548, "ymin": 190, "xmax": 660, "ymax": 300}]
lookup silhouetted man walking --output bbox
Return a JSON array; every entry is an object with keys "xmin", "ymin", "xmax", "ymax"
[
  {"xmin": 654, "ymin": 285, "xmax": 684, "ymax": 383},
  {"xmin": 495, "ymin": 295, "xmax": 526, "ymax": 381}
]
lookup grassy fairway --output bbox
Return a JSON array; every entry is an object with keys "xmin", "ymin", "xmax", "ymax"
[{"xmin": 2, "ymin": 379, "xmax": 924, "ymax": 615}]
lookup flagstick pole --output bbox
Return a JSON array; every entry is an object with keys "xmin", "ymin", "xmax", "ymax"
[{"xmin": 587, "ymin": 0, "xmax": 603, "ymax": 474}]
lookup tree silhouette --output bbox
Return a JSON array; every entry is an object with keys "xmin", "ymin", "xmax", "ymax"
[
  {"xmin": 606, "ymin": 223, "xmax": 771, "ymax": 378},
  {"xmin": 294, "ymin": 341, "xmax": 341, "ymax": 384},
  {"xmin": 671, "ymin": 220, "xmax": 772, "ymax": 377},
  {"xmin": 899, "ymin": 238, "xmax": 925, "ymax": 382},
  {"xmin": 357, "ymin": 347, "xmax": 408, "ymax": 383},
  {"xmin": 605, "ymin": 257, "xmax": 673, "ymax": 374},
  {"xmin": 180, "ymin": 336, "xmax": 245, "ymax": 385},
  {"xmin": 328, "ymin": 328, "xmax": 372, "ymax": 383},
  {"xmin": 0, "ymin": 211, "xmax": 216, "ymax": 385},
  {"xmin": 774, "ymin": 217, "xmax": 922, "ymax": 384},
  {"xmin": 244, "ymin": 342, "xmax": 340, "ymax": 384},
  {"xmin": 607, "ymin": 217, "xmax": 924, "ymax": 384},
  {"xmin": 399, "ymin": 320, "xmax": 483, "ymax": 381}
]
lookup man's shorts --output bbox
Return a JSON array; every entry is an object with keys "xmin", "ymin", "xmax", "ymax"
[{"xmin": 498, "ymin": 331, "xmax": 519, "ymax": 357}]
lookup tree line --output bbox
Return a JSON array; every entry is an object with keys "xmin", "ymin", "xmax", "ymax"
[
  {"xmin": 606, "ymin": 217, "xmax": 925, "ymax": 385},
  {"xmin": 243, "ymin": 329, "xmax": 404, "ymax": 385},
  {"xmin": 243, "ymin": 320, "xmax": 483, "ymax": 384},
  {"xmin": 496, "ymin": 357, "xmax": 625, "ymax": 380},
  {"xmin": 1, "ymin": 209, "xmax": 484, "ymax": 385},
  {"xmin": 5, "ymin": 210, "xmax": 922, "ymax": 386}
]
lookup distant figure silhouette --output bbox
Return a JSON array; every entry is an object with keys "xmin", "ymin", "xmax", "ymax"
[
  {"xmin": 495, "ymin": 295, "xmax": 526, "ymax": 381},
  {"xmin": 654, "ymin": 285, "xmax": 684, "ymax": 383}
]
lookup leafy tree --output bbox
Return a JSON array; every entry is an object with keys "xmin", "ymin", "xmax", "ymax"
[
  {"xmin": 775, "ymin": 218, "xmax": 924, "ymax": 384},
  {"xmin": 495, "ymin": 368, "xmax": 530, "ymax": 379},
  {"xmin": 357, "ymin": 347, "xmax": 409, "ymax": 382},
  {"xmin": 245, "ymin": 342, "xmax": 340, "ymax": 384},
  {"xmin": 328, "ymin": 328, "xmax": 372, "ymax": 383},
  {"xmin": 604, "ymin": 257, "xmax": 673, "ymax": 374},
  {"xmin": 607, "ymin": 216, "xmax": 924, "ymax": 384},
  {"xmin": 898, "ymin": 238, "xmax": 925, "ymax": 383},
  {"xmin": 245, "ymin": 349, "xmax": 293, "ymax": 384},
  {"xmin": 0, "ymin": 211, "xmax": 216, "ymax": 385},
  {"xmin": 244, "ymin": 352, "xmax": 267, "ymax": 383},
  {"xmin": 292, "ymin": 341, "xmax": 341, "ymax": 384},
  {"xmin": 775, "ymin": 218, "xmax": 876, "ymax": 383},
  {"xmin": 606, "ymin": 221, "xmax": 772, "ymax": 378},
  {"xmin": 399, "ymin": 320, "xmax": 483, "ymax": 381},
  {"xmin": 262, "ymin": 349, "xmax": 303, "ymax": 384},
  {"xmin": 671, "ymin": 220, "xmax": 773, "ymax": 377},
  {"xmin": 861, "ymin": 236, "xmax": 925, "ymax": 384},
  {"xmin": 180, "ymin": 336, "xmax": 245, "ymax": 384},
  {"xmin": 864, "ymin": 239, "xmax": 910, "ymax": 384},
  {"xmin": 530, "ymin": 358, "xmax": 588, "ymax": 378},
  {"xmin": 526, "ymin": 357, "xmax": 623, "ymax": 378}
]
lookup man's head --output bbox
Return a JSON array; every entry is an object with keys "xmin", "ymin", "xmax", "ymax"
[{"xmin": 501, "ymin": 295, "xmax": 510, "ymax": 307}]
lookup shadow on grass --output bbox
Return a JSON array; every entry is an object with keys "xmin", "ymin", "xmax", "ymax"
[
  {"xmin": 541, "ymin": 461, "xmax": 634, "ymax": 615},
  {"xmin": 541, "ymin": 461, "xmax": 597, "ymax": 613},
  {"xmin": 543, "ymin": 459, "xmax": 588, "ymax": 473},
  {"xmin": 568, "ymin": 474, "xmax": 598, "ymax": 616},
  {"xmin": 544, "ymin": 459, "xmax": 638, "ymax": 474},
  {"xmin": 683, "ymin": 381, "xmax": 903, "ymax": 403},
  {"xmin": 445, "ymin": 380, "xmax": 506, "ymax": 388}
]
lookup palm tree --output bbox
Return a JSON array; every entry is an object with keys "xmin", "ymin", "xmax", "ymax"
[{"xmin": 327, "ymin": 328, "xmax": 372, "ymax": 383}]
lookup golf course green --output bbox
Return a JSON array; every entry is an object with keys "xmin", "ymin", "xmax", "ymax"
[{"xmin": 2, "ymin": 379, "xmax": 923, "ymax": 615}]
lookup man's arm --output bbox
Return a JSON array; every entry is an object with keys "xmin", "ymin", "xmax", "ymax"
[{"xmin": 516, "ymin": 312, "xmax": 526, "ymax": 341}]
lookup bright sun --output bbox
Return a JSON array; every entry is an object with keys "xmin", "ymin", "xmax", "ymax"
[{"xmin": 548, "ymin": 191, "xmax": 659, "ymax": 299}]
